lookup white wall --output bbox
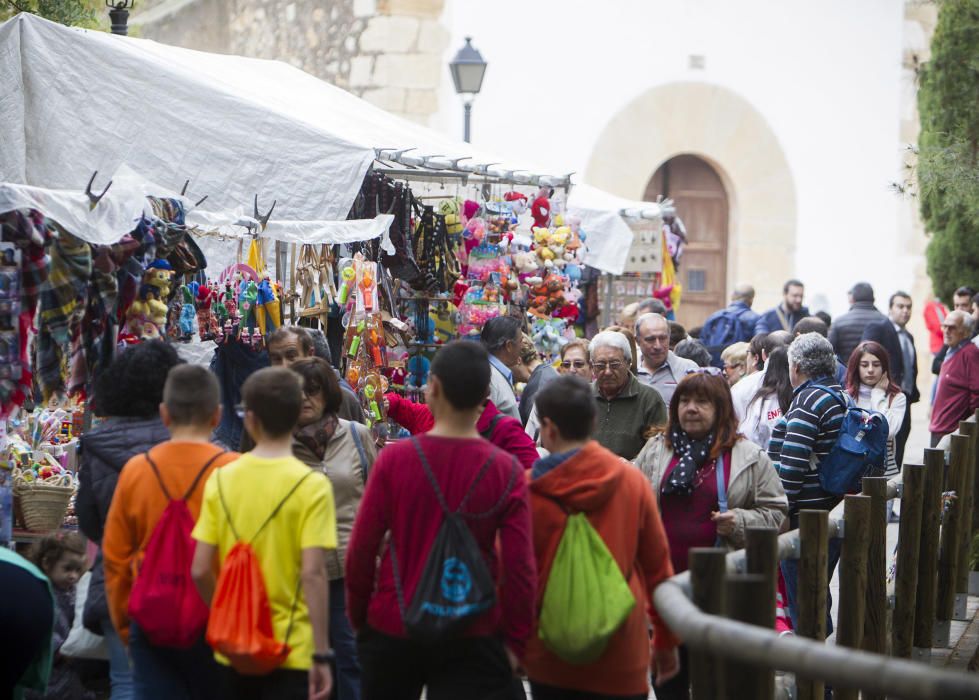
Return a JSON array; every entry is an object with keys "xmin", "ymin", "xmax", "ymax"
[{"xmin": 429, "ymin": 0, "xmax": 909, "ymax": 315}]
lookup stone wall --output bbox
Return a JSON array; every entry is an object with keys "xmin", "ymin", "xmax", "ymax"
[{"xmin": 133, "ymin": 0, "xmax": 448, "ymax": 124}]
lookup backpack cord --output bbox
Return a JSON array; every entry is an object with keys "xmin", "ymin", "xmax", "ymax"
[
  {"xmin": 388, "ymin": 441, "xmax": 521, "ymax": 620},
  {"xmin": 144, "ymin": 449, "xmax": 226, "ymax": 503},
  {"xmin": 215, "ymin": 470, "xmax": 314, "ymax": 543}
]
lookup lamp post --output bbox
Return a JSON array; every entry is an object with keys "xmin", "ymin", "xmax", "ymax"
[
  {"xmin": 448, "ymin": 37, "xmax": 487, "ymax": 143},
  {"xmin": 106, "ymin": 1, "xmax": 134, "ymax": 36}
]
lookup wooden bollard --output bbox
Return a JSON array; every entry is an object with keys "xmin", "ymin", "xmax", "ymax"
[
  {"xmin": 725, "ymin": 573, "xmax": 774, "ymax": 700},
  {"xmin": 936, "ymin": 433, "xmax": 968, "ymax": 646},
  {"xmin": 835, "ymin": 495, "xmax": 871, "ymax": 700},
  {"xmin": 892, "ymin": 463, "xmax": 925, "ymax": 658},
  {"xmin": 745, "ymin": 527, "xmax": 779, "ymax": 615},
  {"xmin": 973, "ymin": 411, "xmax": 979, "ymax": 536},
  {"xmin": 954, "ymin": 421, "xmax": 975, "ymax": 619},
  {"xmin": 688, "ymin": 548, "xmax": 728, "ymax": 700},
  {"xmin": 914, "ymin": 448, "xmax": 944, "ymax": 660},
  {"xmin": 797, "ymin": 510, "xmax": 828, "ymax": 700},
  {"xmin": 860, "ymin": 477, "xmax": 888, "ymax": 672}
]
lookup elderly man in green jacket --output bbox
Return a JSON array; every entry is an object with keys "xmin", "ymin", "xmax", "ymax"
[{"xmin": 589, "ymin": 330, "xmax": 668, "ymax": 459}]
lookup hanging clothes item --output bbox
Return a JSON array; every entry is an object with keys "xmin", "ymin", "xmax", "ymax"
[
  {"xmin": 0, "ymin": 209, "xmax": 55, "ymax": 415},
  {"xmin": 37, "ymin": 229, "xmax": 92, "ymax": 400}
]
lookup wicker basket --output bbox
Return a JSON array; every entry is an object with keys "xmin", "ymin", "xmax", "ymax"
[{"xmin": 13, "ymin": 469, "xmax": 75, "ymax": 533}]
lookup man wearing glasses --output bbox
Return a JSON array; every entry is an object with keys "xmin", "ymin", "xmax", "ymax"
[
  {"xmin": 634, "ymin": 313, "xmax": 698, "ymax": 405},
  {"xmin": 589, "ymin": 330, "xmax": 667, "ymax": 460}
]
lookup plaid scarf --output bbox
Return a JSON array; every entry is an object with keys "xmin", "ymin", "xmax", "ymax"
[{"xmin": 37, "ymin": 230, "xmax": 92, "ymax": 399}]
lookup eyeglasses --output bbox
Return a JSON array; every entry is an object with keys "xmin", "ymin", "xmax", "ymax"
[
  {"xmin": 723, "ymin": 363, "xmax": 744, "ymax": 372},
  {"xmin": 686, "ymin": 366, "xmax": 725, "ymax": 377},
  {"xmin": 561, "ymin": 360, "xmax": 588, "ymax": 369},
  {"xmin": 590, "ymin": 361, "xmax": 624, "ymax": 372}
]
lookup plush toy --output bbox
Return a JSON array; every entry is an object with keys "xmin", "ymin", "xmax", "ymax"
[
  {"xmin": 125, "ymin": 298, "xmax": 168, "ymax": 340},
  {"xmin": 178, "ymin": 286, "xmax": 197, "ymax": 340},
  {"xmin": 140, "ymin": 259, "xmax": 174, "ymax": 302},
  {"xmin": 512, "ymin": 251, "xmax": 540, "ymax": 281},
  {"xmin": 196, "ymin": 283, "xmax": 219, "ymax": 340},
  {"xmin": 531, "ymin": 186, "xmax": 552, "ymax": 230},
  {"xmin": 407, "ymin": 354, "xmax": 430, "ymax": 389}
]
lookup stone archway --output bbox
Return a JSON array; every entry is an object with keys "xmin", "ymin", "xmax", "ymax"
[{"xmin": 585, "ymin": 82, "xmax": 797, "ymax": 312}]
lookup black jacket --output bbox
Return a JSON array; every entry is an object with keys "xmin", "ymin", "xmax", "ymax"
[
  {"xmin": 829, "ymin": 302, "xmax": 886, "ymax": 365},
  {"xmin": 77, "ymin": 416, "xmax": 169, "ymax": 631},
  {"xmin": 862, "ymin": 319, "xmax": 919, "ymax": 403}
]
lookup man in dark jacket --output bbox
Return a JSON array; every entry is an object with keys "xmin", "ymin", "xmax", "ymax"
[
  {"xmin": 77, "ymin": 341, "xmax": 179, "ymax": 698},
  {"xmin": 828, "ymin": 282, "xmax": 887, "ymax": 364},
  {"xmin": 755, "ymin": 279, "xmax": 810, "ymax": 334},
  {"xmin": 701, "ymin": 284, "xmax": 760, "ymax": 366}
]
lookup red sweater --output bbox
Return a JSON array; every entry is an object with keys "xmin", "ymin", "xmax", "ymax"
[
  {"xmin": 524, "ymin": 441, "xmax": 678, "ymax": 695},
  {"xmin": 930, "ymin": 341, "xmax": 979, "ymax": 436},
  {"xmin": 385, "ymin": 393, "xmax": 539, "ymax": 470},
  {"xmin": 345, "ymin": 434, "xmax": 536, "ymax": 656}
]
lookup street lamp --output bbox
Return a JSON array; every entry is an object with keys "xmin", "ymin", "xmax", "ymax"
[
  {"xmin": 106, "ymin": 1, "xmax": 134, "ymax": 36},
  {"xmin": 448, "ymin": 37, "xmax": 487, "ymax": 143}
]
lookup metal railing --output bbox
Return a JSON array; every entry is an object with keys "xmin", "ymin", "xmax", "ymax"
[{"xmin": 653, "ymin": 412, "xmax": 979, "ymax": 699}]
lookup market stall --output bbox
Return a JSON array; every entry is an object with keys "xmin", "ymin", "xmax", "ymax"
[{"xmin": 0, "ymin": 12, "xmax": 680, "ymax": 543}]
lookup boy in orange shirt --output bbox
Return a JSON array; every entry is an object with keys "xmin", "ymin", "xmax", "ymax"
[{"xmin": 103, "ymin": 364, "xmax": 237, "ymax": 699}]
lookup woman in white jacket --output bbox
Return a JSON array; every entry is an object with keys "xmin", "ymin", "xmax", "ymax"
[
  {"xmin": 738, "ymin": 347, "xmax": 793, "ymax": 451},
  {"xmin": 844, "ymin": 340, "xmax": 907, "ymax": 482}
]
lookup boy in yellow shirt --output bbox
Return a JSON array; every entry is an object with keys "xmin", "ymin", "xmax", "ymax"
[{"xmin": 192, "ymin": 367, "xmax": 336, "ymax": 700}]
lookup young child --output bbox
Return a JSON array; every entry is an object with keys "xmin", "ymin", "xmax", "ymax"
[
  {"xmin": 191, "ymin": 367, "xmax": 336, "ymax": 700},
  {"xmin": 102, "ymin": 364, "xmax": 238, "ymax": 699},
  {"xmin": 27, "ymin": 533, "xmax": 94, "ymax": 700}
]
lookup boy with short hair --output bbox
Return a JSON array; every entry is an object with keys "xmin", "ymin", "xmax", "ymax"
[
  {"xmin": 103, "ymin": 364, "xmax": 239, "ymax": 699},
  {"xmin": 191, "ymin": 367, "xmax": 336, "ymax": 700},
  {"xmin": 346, "ymin": 341, "xmax": 535, "ymax": 699},
  {"xmin": 525, "ymin": 375, "xmax": 679, "ymax": 699}
]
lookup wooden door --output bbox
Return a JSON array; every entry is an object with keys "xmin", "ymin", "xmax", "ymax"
[{"xmin": 645, "ymin": 155, "xmax": 729, "ymax": 329}]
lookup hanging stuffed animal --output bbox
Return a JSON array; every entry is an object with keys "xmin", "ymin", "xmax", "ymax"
[
  {"xmin": 178, "ymin": 286, "xmax": 197, "ymax": 341},
  {"xmin": 196, "ymin": 283, "xmax": 219, "ymax": 340},
  {"xmin": 531, "ymin": 186, "xmax": 552, "ymax": 230}
]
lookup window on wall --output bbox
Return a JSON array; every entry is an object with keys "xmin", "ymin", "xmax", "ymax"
[{"xmin": 688, "ymin": 268, "xmax": 707, "ymax": 292}]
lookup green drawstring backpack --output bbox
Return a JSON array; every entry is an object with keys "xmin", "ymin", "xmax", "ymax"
[{"xmin": 538, "ymin": 509, "xmax": 636, "ymax": 664}]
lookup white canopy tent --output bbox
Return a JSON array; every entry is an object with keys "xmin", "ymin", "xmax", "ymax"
[{"xmin": 0, "ymin": 13, "xmax": 669, "ymax": 274}]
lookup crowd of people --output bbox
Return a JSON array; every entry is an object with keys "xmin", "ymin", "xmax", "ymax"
[{"xmin": 3, "ymin": 276, "xmax": 979, "ymax": 700}]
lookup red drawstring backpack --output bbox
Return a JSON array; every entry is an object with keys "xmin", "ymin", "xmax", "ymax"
[
  {"xmin": 128, "ymin": 450, "xmax": 226, "ymax": 648},
  {"xmin": 205, "ymin": 470, "xmax": 312, "ymax": 675}
]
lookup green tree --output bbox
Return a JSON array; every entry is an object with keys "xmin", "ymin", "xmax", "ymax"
[
  {"xmin": 918, "ymin": 0, "xmax": 979, "ymax": 303},
  {"xmin": 1, "ymin": 0, "xmax": 101, "ymax": 27}
]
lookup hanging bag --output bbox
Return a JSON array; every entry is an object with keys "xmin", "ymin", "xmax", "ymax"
[
  {"xmin": 389, "ymin": 437, "xmax": 518, "ymax": 642},
  {"xmin": 206, "ymin": 471, "xmax": 312, "ymax": 675},
  {"xmin": 537, "ymin": 500, "xmax": 635, "ymax": 664},
  {"xmin": 127, "ymin": 450, "xmax": 225, "ymax": 648}
]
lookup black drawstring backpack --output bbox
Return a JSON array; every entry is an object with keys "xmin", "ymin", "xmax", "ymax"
[{"xmin": 388, "ymin": 437, "xmax": 518, "ymax": 641}]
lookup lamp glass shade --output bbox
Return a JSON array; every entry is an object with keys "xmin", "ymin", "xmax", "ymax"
[{"xmin": 449, "ymin": 37, "xmax": 487, "ymax": 95}]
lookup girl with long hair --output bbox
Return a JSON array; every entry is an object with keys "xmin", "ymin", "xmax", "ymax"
[{"xmin": 845, "ymin": 341, "xmax": 907, "ymax": 482}]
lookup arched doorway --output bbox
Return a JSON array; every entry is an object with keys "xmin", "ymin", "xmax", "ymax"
[
  {"xmin": 646, "ymin": 154, "xmax": 729, "ymax": 328},
  {"xmin": 584, "ymin": 82, "xmax": 797, "ymax": 319}
]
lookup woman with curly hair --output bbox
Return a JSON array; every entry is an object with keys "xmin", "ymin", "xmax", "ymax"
[{"xmin": 77, "ymin": 341, "xmax": 181, "ymax": 700}]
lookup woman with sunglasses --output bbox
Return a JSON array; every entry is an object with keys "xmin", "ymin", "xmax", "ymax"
[
  {"xmin": 524, "ymin": 340, "xmax": 592, "ymax": 443},
  {"xmin": 634, "ymin": 370, "xmax": 787, "ymax": 698},
  {"xmin": 289, "ymin": 357, "xmax": 377, "ymax": 700}
]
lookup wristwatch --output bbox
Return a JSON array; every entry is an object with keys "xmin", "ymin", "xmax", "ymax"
[{"xmin": 312, "ymin": 650, "xmax": 336, "ymax": 664}]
